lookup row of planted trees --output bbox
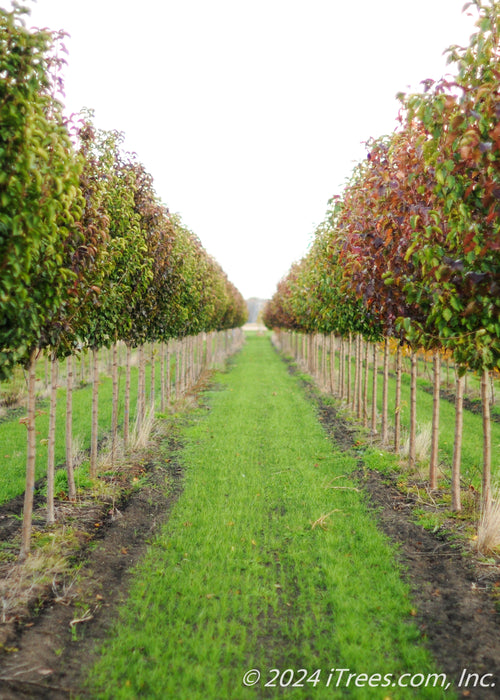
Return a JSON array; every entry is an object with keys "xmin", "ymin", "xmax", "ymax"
[
  {"xmin": 0, "ymin": 4, "xmax": 247, "ymax": 558},
  {"xmin": 264, "ymin": 0, "xmax": 499, "ymax": 518}
]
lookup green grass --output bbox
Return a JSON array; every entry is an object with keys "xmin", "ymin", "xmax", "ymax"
[
  {"xmin": 86, "ymin": 334, "xmax": 451, "ymax": 699},
  {"xmin": 0, "ymin": 351, "xmax": 170, "ymax": 504},
  {"xmin": 376, "ymin": 371, "xmax": 500, "ymax": 488},
  {"xmin": 313, "ymin": 344, "xmax": 500, "ymax": 489}
]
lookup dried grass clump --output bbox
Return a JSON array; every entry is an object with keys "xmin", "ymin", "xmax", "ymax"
[
  {"xmin": 0, "ymin": 534, "xmax": 74, "ymax": 623},
  {"xmin": 97, "ymin": 435, "xmax": 125, "ymax": 471},
  {"xmin": 72, "ymin": 434, "xmax": 87, "ymax": 470},
  {"xmin": 128, "ymin": 408, "xmax": 156, "ymax": 451},
  {"xmin": 401, "ymin": 423, "xmax": 432, "ymax": 463},
  {"xmin": 476, "ymin": 489, "xmax": 500, "ymax": 554}
]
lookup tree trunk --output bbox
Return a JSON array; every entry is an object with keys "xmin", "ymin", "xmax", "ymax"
[
  {"xmin": 166, "ymin": 341, "xmax": 172, "ymax": 404},
  {"xmin": 90, "ymin": 347, "xmax": 99, "ymax": 478},
  {"xmin": 20, "ymin": 351, "xmax": 38, "ymax": 560},
  {"xmin": 429, "ymin": 351, "xmax": 441, "ymax": 489},
  {"xmin": 481, "ymin": 369, "xmax": 492, "ymax": 515},
  {"xmin": 371, "ymin": 342, "xmax": 378, "ymax": 435},
  {"xmin": 123, "ymin": 344, "xmax": 131, "ymax": 447},
  {"xmin": 358, "ymin": 337, "xmax": 364, "ymax": 420},
  {"xmin": 409, "ymin": 350, "xmax": 417, "ymax": 469},
  {"xmin": 451, "ymin": 372, "xmax": 464, "ymax": 511},
  {"xmin": 308, "ymin": 334, "xmax": 313, "ymax": 376},
  {"xmin": 137, "ymin": 345, "xmax": 145, "ymax": 427},
  {"xmin": 394, "ymin": 345, "xmax": 402, "ymax": 453},
  {"xmin": 187, "ymin": 336, "xmax": 193, "ymax": 389},
  {"xmin": 46, "ymin": 353, "xmax": 59, "ymax": 524},
  {"xmin": 160, "ymin": 342, "xmax": 166, "ymax": 413},
  {"xmin": 150, "ymin": 343, "xmax": 156, "ymax": 407},
  {"xmin": 175, "ymin": 340, "xmax": 181, "ymax": 400},
  {"xmin": 353, "ymin": 334, "xmax": 360, "ymax": 414},
  {"xmin": 180, "ymin": 338, "xmax": 186, "ymax": 395},
  {"xmin": 65, "ymin": 354, "xmax": 76, "ymax": 501},
  {"xmin": 329, "ymin": 334, "xmax": 336, "ymax": 395},
  {"xmin": 347, "ymin": 332, "xmax": 352, "ymax": 407},
  {"xmin": 352, "ymin": 334, "xmax": 361, "ymax": 418},
  {"xmin": 363, "ymin": 340, "xmax": 369, "ymax": 427},
  {"xmin": 338, "ymin": 337, "xmax": 344, "ymax": 400},
  {"xmin": 111, "ymin": 342, "xmax": 119, "ymax": 466},
  {"xmin": 44, "ymin": 352, "xmax": 49, "ymax": 389},
  {"xmin": 321, "ymin": 335, "xmax": 327, "ymax": 389},
  {"xmin": 381, "ymin": 338, "xmax": 389, "ymax": 444}
]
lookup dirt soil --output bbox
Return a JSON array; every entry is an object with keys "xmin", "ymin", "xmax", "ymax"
[{"xmin": 0, "ymin": 366, "xmax": 500, "ymax": 699}]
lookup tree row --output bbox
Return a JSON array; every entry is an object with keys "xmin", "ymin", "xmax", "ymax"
[
  {"xmin": 0, "ymin": 5, "xmax": 247, "ymax": 557},
  {"xmin": 264, "ymin": 0, "xmax": 500, "ymax": 517}
]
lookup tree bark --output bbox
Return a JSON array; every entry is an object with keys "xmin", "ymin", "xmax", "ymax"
[
  {"xmin": 353, "ymin": 334, "xmax": 360, "ymax": 414},
  {"xmin": 363, "ymin": 340, "xmax": 369, "ymax": 427},
  {"xmin": 123, "ymin": 344, "xmax": 131, "ymax": 447},
  {"xmin": 90, "ymin": 347, "xmax": 99, "ymax": 478},
  {"xmin": 481, "ymin": 368, "xmax": 492, "ymax": 515},
  {"xmin": 175, "ymin": 340, "xmax": 181, "ymax": 400},
  {"xmin": 46, "ymin": 353, "xmax": 59, "ymax": 524},
  {"xmin": 65, "ymin": 354, "xmax": 76, "ymax": 501},
  {"xmin": 20, "ymin": 351, "xmax": 38, "ymax": 560},
  {"xmin": 321, "ymin": 335, "xmax": 327, "ymax": 389},
  {"xmin": 409, "ymin": 350, "xmax": 417, "ymax": 469},
  {"xmin": 429, "ymin": 351, "xmax": 440, "ymax": 489},
  {"xmin": 137, "ymin": 345, "xmax": 145, "ymax": 427},
  {"xmin": 394, "ymin": 345, "xmax": 402, "ymax": 453},
  {"xmin": 451, "ymin": 372, "xmax": 464, "ymax": 511},
  {"xmin": 329, "ymin": 334, "xmax": 336, "ymax": 395},
  {"xmin": 150, "ymin": 343, "xmax": 156, "ymax": 407},
  {"xmin": 339, "ymin": 337, "xmax": 344, "ymax": 400},
  {"xmin": 347, "ymin": 332, "xmax": 352, "ymax": 407},
  {"xmin": 160, "ymin": 342, "xmax": 166, "ymax": 413},
  {"xmin": 166, "ymin": 341, "xmax": 172, "ymax": 404},
  {"xmin": 111, "ymin": 342, "xmax": 119, "ymax": 466},
  {"xmin": 371, "ymin": 343, "xmax": 378, "ymax": 435},
  {"xmin": 381, "ymin": 337, "xmax": 389, "ymax": 444}
]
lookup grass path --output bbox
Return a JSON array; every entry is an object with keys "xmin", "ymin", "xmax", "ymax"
[{"xmin": 86, "ymin": 335, "xmax": 451, "ymax": 699}]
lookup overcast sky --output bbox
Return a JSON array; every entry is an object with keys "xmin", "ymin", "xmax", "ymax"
[{"xmin": 23, "ymin": 0, "xmax": 476, "ymax": 300}]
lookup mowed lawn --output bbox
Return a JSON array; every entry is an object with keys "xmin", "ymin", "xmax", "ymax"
[{"xmin": 86, "ymin": 334, "xmax": 451, "ymax": 699}]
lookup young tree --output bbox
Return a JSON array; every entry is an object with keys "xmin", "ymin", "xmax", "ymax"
[
  {"xmin": 0, "ymin": 7, "xmax": 84, "ymax": 558},
  {"xmin": 401, "ymin": 0, "xmax": 500, "ymax": 509}
]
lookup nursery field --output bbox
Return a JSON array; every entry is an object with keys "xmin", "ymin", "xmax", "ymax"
[{"xmin": 2, "ymin": 334, "xmax": 499, "ymax": 699}]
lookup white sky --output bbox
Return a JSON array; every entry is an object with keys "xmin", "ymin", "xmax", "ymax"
[{"xmin": 21, "ymin": 0, "xmax": 477, "ymax": 299}]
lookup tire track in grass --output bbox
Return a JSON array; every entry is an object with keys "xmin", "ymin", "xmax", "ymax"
[{"xmin": 87, "ymin": 334, "xmax": 452, "ymax": 699}]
